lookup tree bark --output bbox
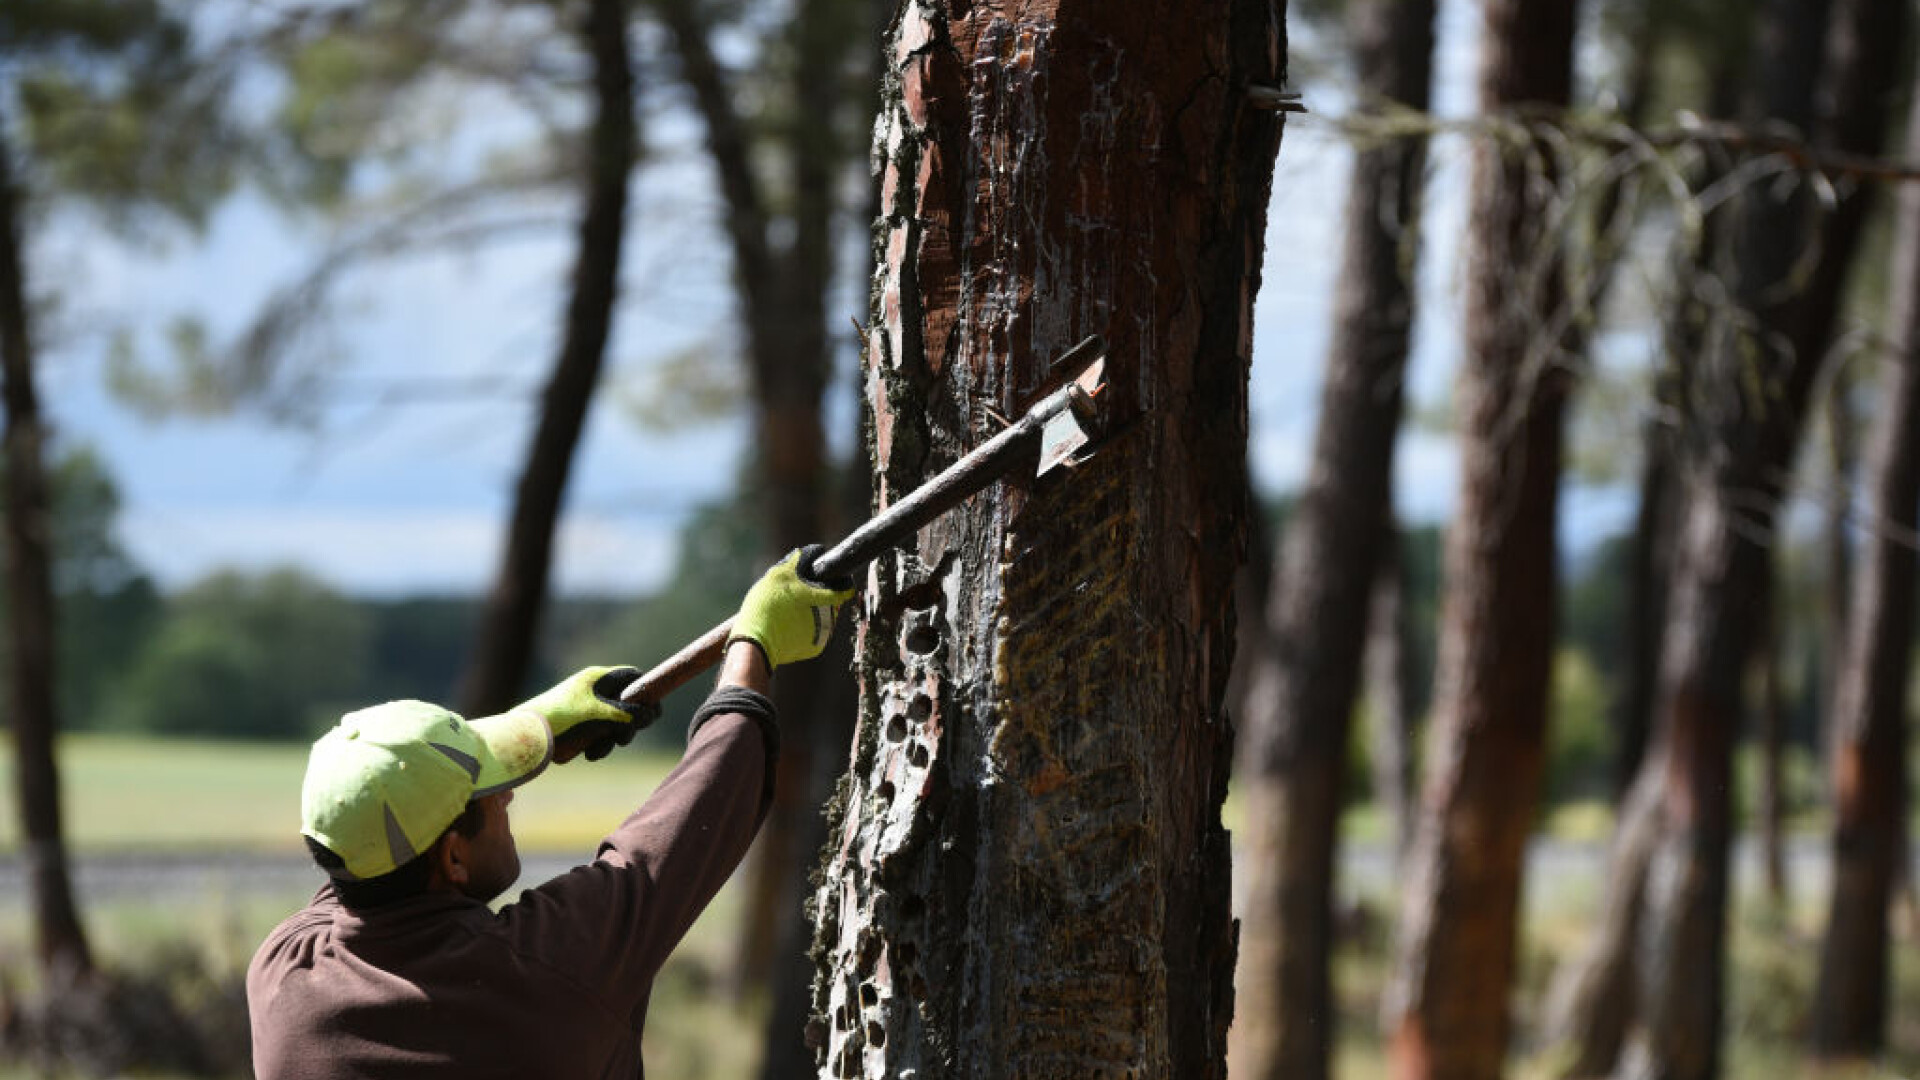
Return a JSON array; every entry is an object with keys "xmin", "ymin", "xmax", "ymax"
[
  {"xmin": 459, "ymin": 0, "xmax": 635, "ymax": 716},
  {"xmin": 806, "ymin": 1, "xmax": 1287, "ymax": 1075},
  {"xmin": 1365, "ymin": 521, "xmax": 1417, "ymax": 861},
  {"xmin": 1809, "ymin": 61, "xmax": 1920, "ymax": 1060},
  {"xmin": 1381, "ymin": 1, "xmax": 1574, "ymax": 1078},
  {"xmin": 1232, "ymin": 0, "xmax": 1434, "ymax": 1075},
  {"xmin": 1751, "ymin": 576, "xmax": 1788, "ymax": 905},
  {"xmin": 0, "ymin": 119, "xmax": 94, "ymax": 981}
]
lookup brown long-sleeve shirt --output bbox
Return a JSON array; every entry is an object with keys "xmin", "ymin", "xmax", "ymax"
[{"xmin": 247, "ymin": 690, "xmax": 776, "ymax": 1079}]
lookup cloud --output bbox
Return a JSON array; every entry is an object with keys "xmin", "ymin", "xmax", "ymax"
[{"xmin": 120, "ymin": 506, "xmax": 678, "ymax": 597}]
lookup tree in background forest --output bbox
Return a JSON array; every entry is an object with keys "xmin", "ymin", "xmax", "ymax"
[
  {"xmin": 1809, "ymin": 50, "xmax": 1920, "ymax": 1061},
  {"xmin": 642, "ymin": 2, "xmax": 881, "ymax": 1070},
  {"xmin": 1231, "ymin": 0, "xmax": 1435, "ymax": 1074},
  {"xmin": 458, "ymin": 0, "xmax": 638, "ymax": 717},
  {"xmin": 1378, "ymin": 0, "xmax": 1577, "ymax": 1077},
  {"xmin": 0, "ymin": 0, "xmax": 256, "ymax": 984},
  {"xmin": 1548, "ymin": 0, "xmax": 1912, "ymax": 1074},
  {"xmin": 805, "ymin": 0, "xmax": 1288, "ymax": 1075}
]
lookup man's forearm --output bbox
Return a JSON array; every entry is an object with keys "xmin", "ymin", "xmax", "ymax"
[{"xmin": 718, "ymin": 638, "xmax": 772, "ymax": 696}]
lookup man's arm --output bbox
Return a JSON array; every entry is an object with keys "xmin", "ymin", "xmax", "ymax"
[
  {"xmin": 717, "ymin": 637, "xmax": 772, "ymax": 696},
  {"xmin": 492, "ymin": 551, "xmax": 850, "ymax": 1013}
]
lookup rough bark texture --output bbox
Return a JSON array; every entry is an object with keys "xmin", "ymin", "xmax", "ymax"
[
  {"xmin": 1231, "ymin": 0, "xmax": 1433, "ymax": 1075},
  {"xmin": 806, "ymin": 1, "xmax": 1287, "ymax": 1075},
  {"xmin": 458, "ymin": 0, "xmax": 634, "ymax": 716},
  {"xmin": 0, "ymin": 120, "xmax": 93, "ymax": 979},
  {"xmin": 1615, "ymin": 1, "xmax": 1907, "ymax": 1076},
  {"xmin": 1381, "ymin": 1, "xmax": 1574, "ymax": 1077},
  {"xmin": 1809, "ymin": 65, "xmax": 1920, "ymax": 1060}
]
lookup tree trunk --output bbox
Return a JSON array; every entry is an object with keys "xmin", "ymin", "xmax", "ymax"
[
  {"xmin": 1233, "ymin": 0, "xmax": 1434, "ymax": 1075},
  {"xmin": 0, "ymin": 119, "xmax": 94, "ymax": 981},
  {"xmin": 459, "ymin": 0, "xmax": 634, "ymax": 716},
  {"xmin": 1751, "ymin": 576, "xmax": 1789, "ymax": 905},
  {"xmin": 1615, "ymin": 2, "xmax": 1907, "ymax": 1075},
  {"xmin": 1366, "ymin": 521, "xmax": 1418, "ymax": 861},
  {"xmin": 1614, "ymin": 436, "xmax": 1673, "ymax": 799},
  {"xmin": 650, "ymin": 0, "xmax": 863, "ymax": 1036},
  {"xmin": 806, "ymin": 1, "xmax": 1287, "ymax": 1075},
  {"xmin": 1381, "ymin": 2, "xmax": 1574, "ymax": 1078},
  {"xmin": 1809, "ymin": 62, "xmax": 1920, "ymax": 1060},
  {"xmin": 1547, "ymin": 29, "xmax": 1746, "ymax": 1074}
]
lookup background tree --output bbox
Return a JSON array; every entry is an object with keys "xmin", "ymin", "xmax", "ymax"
[
  {"xmin": 1587, "ymin": 0, "xmax": 1911, "ymax": 1073},
  {"xmin": 1, "ymin": 0, "xmax": 254, "ymax": 982},
  {"xmin": 1380, "ymin": 1, "xmax": 1577, "ymax": 1078},
  {"xmin": 805, "ymin": 0, "xmax": 1288, "ymax": 1074},
  {"xmin": 457, "ymin": 0, "xmax": 639, "ymax": 716},
  {"xmin": 103, "ymin": 568, "xmax": 371, "ymax": 740},
  {"xmin": 1231, "ymin": 0, "xmax": 1436, "ymax": 1074},
  {"xmin": 1809, "ymin": 63, "xmax": 1920, "ymax": 1059},
  {"xmin": 643, "ymin": 3, "xmax": 877, "ymax": 1068}
]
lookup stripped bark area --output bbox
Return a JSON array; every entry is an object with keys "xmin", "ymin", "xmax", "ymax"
[{"xmin": 807, "ymin": 1, "xmax": 1287, "ymax": 1076}]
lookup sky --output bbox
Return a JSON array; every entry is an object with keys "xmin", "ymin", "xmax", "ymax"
[{"xmin": 32, "ymin": 1, "xmax": 1641, "ymax": 601}]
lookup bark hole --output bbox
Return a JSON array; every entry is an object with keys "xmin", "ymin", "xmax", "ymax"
[
  {"xmin": 907, "ymin": 691, "xmax": 934, "ymax": 723},
  {"xmin": 886, "ymin": 713, "xmax": 908, "ymax": 742},
  {"xmin": 903, "ymin": 625, "xmax": 940, "ymax": 656},
  {"xmin": 907, "ymin": 741, "xmax": 931, "ymax": 769}
]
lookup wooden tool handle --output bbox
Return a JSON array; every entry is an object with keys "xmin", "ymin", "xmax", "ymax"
[{"xmin": 623, "ymin": 617, "xmax": 735, "ymax": 703}]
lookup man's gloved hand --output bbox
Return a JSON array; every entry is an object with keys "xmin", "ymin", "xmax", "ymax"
[
  {"xmin": 517, "ymin": 666, "xmax": 660, "ymax": 763},
  {"xmin": 728, "ymin": 545, "xmax": 856, "ymax": 669}
]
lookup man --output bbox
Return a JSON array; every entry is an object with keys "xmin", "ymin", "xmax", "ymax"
[{"xmin": 247, "ymin": 549, "xmax": 853, "ymax": 1079}]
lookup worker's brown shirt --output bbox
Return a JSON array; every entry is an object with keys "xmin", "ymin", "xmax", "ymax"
[{"xmin": 247, "ymin": 694, "xmax": 774, "ymax": 1080}]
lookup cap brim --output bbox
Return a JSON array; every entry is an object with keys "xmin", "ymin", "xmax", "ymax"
[{"xmin": 467, "ymin": 709, "xmax": 553, "ymax": 797}]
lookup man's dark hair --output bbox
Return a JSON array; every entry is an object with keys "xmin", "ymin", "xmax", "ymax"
[{"xmin": 306, "ymin": 800, "xmax": 488, "ymax": 910}]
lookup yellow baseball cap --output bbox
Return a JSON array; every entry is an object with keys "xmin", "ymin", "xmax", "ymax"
[{"xmin": 300, "ymin": 700, "xmax": 552, "ymax": 880}]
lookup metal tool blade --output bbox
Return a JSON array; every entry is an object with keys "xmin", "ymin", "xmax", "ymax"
[{"xmin": 1036, "ymin": 355, "xmax": 1105, "ymax": 476}]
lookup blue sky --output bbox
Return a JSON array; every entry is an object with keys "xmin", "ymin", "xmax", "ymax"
[{"xmin": 32, "ymin": 1, "xmax": 1640, "ymax": 599}]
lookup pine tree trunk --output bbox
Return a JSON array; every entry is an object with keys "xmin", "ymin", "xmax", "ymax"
[
  {"xmin": 1617, "ymin": 1, "xmax": 1906, "ymax": 1074},
  {"xmin": 1382, "ymin": 1, "xmax": 1574, "ymax": 1077},
  {"xmin": 806, "ymin": 1, "xmax": 1288, "ymax": 1075},
  {"xmin": 0, "ymin": 118, "xmax": 94, "ymax": 981},
  {"xmin": 459, "ymin": 0, "xmax": 634, "ymax": 715},
  {"xmin": 1232, "ymin": 0, "xmax": 1433, "ymax": 1075},
  {"xmin": 1809, "ymin": 63, "xmax": 1920, "ymax": 1060},
  {"xmin": 1752, "ymin": 580, "xmax": 1789, "ymax": 905},
  {"xmin": 1366, "ymin": 522, "xmax": 1417, "ymax": 861}
]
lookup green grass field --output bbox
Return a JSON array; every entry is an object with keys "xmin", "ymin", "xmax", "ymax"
[{"xmin": 0, "ymin": 732, "xmax": 684, "ymax": 855}]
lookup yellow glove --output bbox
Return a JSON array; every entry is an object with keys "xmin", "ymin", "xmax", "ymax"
[
  {"xmin": 509, "ymin": 666, "xmax": 657, "ymax": 763},
  {"xmin": 727, "ymin": 545, "xmax": 855, "ymax": 668}
]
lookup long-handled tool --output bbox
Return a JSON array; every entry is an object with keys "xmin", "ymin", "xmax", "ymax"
[{"xmin": 622, "ymin": 334, "xmax": 1109, "ymax": 706}]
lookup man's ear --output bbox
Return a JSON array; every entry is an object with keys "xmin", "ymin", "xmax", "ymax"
[{"xmin": 429, "ymin": 829, "xmax": 470, "ymax": 889}]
